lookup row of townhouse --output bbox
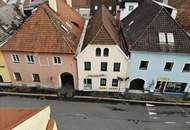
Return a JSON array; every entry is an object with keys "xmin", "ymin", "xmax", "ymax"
[{"xmin": 0, "ymin": 0, "xmax": 190, "ymax": 96}]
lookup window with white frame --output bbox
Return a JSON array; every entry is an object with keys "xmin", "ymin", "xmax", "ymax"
[
  {"xmin": 159, "ymin": 32, "xmax": 175, "ymax": 45},
  {"xmin": 182, "ymin": 63, "xmax": 190, "ymax": 72},
  {"xmin": 53, "ymin": 56, "xmax": 61, "ymax": 64},
  {"xmin": 100, "ymin": 78, "xmax": 107, "ymax": 86},
  {"xmin": 112, "ymin": 79, "xmax": 118, "ymax": 87},
  {"xmin": 84, "ymin": 78, "xmax": 92, "ymax": 88},
  {"xmin": 14, "ymin": 72, "xmax": 22, "ymax": 81},
  {"xmin": 167, "ymin": 33, "xmax": 174, "ymax": 45},
  {"xmin": 26, "ymin": 55, "xmax": 34, "ymax": 64},
  {"xmin": 94, "ymin": 5, "xmax": 98, "ymax": 10},
  {"xmin": 158, "ymin": 32, "xmax": 166, "ymax": 43},
  {"xmin": 129, "ymin": 5, "xmax": 134, "ymax": 11},
  {"xmin": 11, "ymin": 54, "xmax": 20, "ymax": 63},
  {"xmin": 139, "ymin": 61, "xmax": 149, "ymax": 70},
  {"xmin": 32, "ymin": 73, "xmax": 40, "ymax": 82}
]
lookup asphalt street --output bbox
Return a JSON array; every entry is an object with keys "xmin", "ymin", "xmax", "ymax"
[{"xmin": 0, "ymin": 96, "xmax": 190, "ymax": 130}]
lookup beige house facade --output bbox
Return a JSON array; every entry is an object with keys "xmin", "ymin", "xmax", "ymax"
[{"xmin": 77, "ymin": 44, "xmax": 129, "ymax": 92}]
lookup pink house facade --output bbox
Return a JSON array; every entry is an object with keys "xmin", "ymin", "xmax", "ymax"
[
  {"xmin": 2, "ymin": 52, "xmax": 78, "ymax": 89},
  {"xmin": 0, "ymin": 2, "xmax": 85, "ymax": 90}
]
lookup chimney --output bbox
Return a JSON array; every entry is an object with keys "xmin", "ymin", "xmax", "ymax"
[
  {"xmin": 49, "ymin": 0, "xmax": 58, "ymax": 12},
  {"xmin": 66, "ymin": 0, "xmax": 72, "ymax": 7},
  {"xmin": 116, "ymin": 10, "xmax": 121, "ymax": 28}
]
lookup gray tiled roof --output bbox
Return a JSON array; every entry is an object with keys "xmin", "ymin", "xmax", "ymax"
[{"xmin": 122, "ymin": 0, "xmax": 190, "ymax": 54}]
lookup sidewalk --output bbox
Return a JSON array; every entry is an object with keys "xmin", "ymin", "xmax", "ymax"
[{"xmin": 1, "ymin": 91, "xmax": 190, "ymax": 106}]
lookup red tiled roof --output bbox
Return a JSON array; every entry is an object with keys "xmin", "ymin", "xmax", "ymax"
[
  {"xmin": 0, "ymin": 3, "xmax": 84, "ymax": 54},
  {"xmin": 56, "ymin": 0, "xmax": 85, "ymax": 38},
  {"xmin": 0, "ymin": 106, "xmax": 48, "ymax": 130},
  {"xmin": 71, "ymin": 0, "xmax": 90, "ymax": 8},
  {"xmin": 82, "ymin": 5, "xmax": 127, "ymax": 53}
]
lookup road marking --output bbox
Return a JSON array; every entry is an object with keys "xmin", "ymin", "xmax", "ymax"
[
  {"xmin": 149, "ymin": 112, "xmax": 157, "ymax": 115},
  {"xmin": 151, "ymin": 116, "xmax": 159, "ymax": 119},
  {"xmin": 148, "ymin": 108, "xmax": 156, "ymax": 111},
  {"xmin": 165, "ymin": 122, "xmax": 176, "ymax": 124},
  {"xmin": 146, "ymin": 103, "xmax": 155, "ymax": 107},
  {"xmin": 185, "ymin": 122, "xmax": 190, "ymax": 124}
]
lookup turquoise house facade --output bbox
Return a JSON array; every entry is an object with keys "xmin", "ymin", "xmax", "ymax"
[{"xmin": 127, "ymin": 51, "xmax": 190, "ymax": 95}]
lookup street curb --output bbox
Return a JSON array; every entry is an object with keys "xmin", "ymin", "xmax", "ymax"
[
  {"xmin": 74, "ymin": 96, "xmax": 190, "ymax": 106},
  {"xmin": 0, "ymin": 91, "xmax": 57, "ymax": 97},
  {"xmin": 0, "ymin": 91, "xmax": 190, "ymax": 106}
]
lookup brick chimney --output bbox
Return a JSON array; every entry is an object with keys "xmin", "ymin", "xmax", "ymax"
[{"xmin": 49, "ymin": 0, "xmax": 57, "ymax": 12}]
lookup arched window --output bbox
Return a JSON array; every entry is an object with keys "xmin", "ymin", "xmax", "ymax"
[
  {"xmin": 103, "ymin": 48, "xmax": 109, "ymax": 57},
  {"xmin": 96, "ymin": 48, "xmax": 101, "ymax": 56}
]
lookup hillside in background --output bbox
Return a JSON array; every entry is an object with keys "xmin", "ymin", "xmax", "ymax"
[{"xmin": 169, "ymin": 0, "xmax": 190, "ymax": 32}]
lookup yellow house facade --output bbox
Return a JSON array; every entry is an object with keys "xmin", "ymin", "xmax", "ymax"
[{"xmin": 0, "ymin": 51, "xmax": 11, "ymax": 83}]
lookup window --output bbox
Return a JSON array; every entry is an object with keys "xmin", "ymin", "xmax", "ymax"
[
  {"xmin": 32, "ymin": 74, "xmax": 40, "ymax": 82},
  {"xmin": 159, "ymin": 32, "xmax": 175, "ymax": 45},
  {"xmin": 53, "ymin": 56, "xmax": 61, "ymax": 64},
  {"xmin": 26, "ymin": 55, "xmax": 34, "ymax": 64},
  {"xmin": 167, "ymin": 33, "xmax": 174, "ymax": 45},
  {"xmin": 101, "ymin": 62, "xmax": 107, "ymax": 71},
  {"xmin": 100, "ymin": 78, "xmax": 106, "ymax": 86},
  {"xmin": 14, "ymin": 72, "xmax": 22, "ymax": 81},
  {"xmin": 12, "ymin": 54, "xmax": 20, "ymax": 63},
  {"xmin": 113, "ymin": 63, "xmax": 120, "ymax": 72},
  {"xmin": 84, "ymin": 78, "xmax": 92, "ymax": 88},
  {"xmin": 103, "ymin": 48, "xmax": 109, "ymax": 57},
  {"xmin": 159, "ymin": 32, "xmax": 166, "ymax": 43},
  {"xmin": 164, "ymin": 62, "xmax": 174, "ymax": 71},
  {"xmin": 94, "ymin": 6, "xmax": 98, "ymax": 10},
  {"xmin": 84, "ymin": 62, "xmax": 91, "ymax": 71},
  {"xmin": 139, "ymin": 61, "xmax": 149, "ymax": 70},
  {"xmin": 183, "ymin": 63, "xmax": 190, "ymax": 72},
  {"xmin": 129, "ymin": 5, "xmax": 134, "ymax": 11},
  {"xmin": 112, "ymin": 79, "xmax": 118, "ymax": 87},
  {"xmin": 61, "ymin": 24, "xmax": 69, "ymax": 33},
  {"xmin": 109, "ymin": 6, "xmax": 112, "ymax": 10},
  {"xmin": 96, "ymin": 48, "xmax": 101, "ymax": 56}
]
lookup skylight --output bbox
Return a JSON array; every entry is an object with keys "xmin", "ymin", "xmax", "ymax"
[
  {"xmin": 128, "ymin": 20, "xmax": 134, "ymax": 26},
  {"xmin": 61, "ymin": 24, "xmax": 69, "ymax": 33}
]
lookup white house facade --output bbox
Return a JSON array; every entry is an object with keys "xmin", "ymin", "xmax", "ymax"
[{"xmin": 77, "ymin": 44, "xmax": 129, "ymax": 92}]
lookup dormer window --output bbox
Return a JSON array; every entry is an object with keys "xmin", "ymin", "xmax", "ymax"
[
  {"xmin": 61, "ymin": 24, "xmax": 69, "ymax": 33},
  {"xmin": 16, "ymin": 15, "xmax": 21, "ymax": 20},
  {"xmin": 129, "ymin": 5, "xmax": 134, "ymax": 11},
  {"xmin": 109, "ymin": 6, "xmax": 112, "ymax": 11},
  {"xmin": 71, "ymin": 21, "xmax": 79, "ymax": 28},
  {"xmin": 2, "ymin": 25, "xmax": 8, "ymax": 30},
  {"xmin": 94, "ymin": 6, "xmax": 98, "ymax": 10}
]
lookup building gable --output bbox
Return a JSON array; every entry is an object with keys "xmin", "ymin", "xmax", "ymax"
[
  {"xmin": 131, "ymin": 8, "xmax": 190, "ymax": 53},
  {"xmin": 91, "ymin": 26, "xmax": 116, "ymax": 45}
]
